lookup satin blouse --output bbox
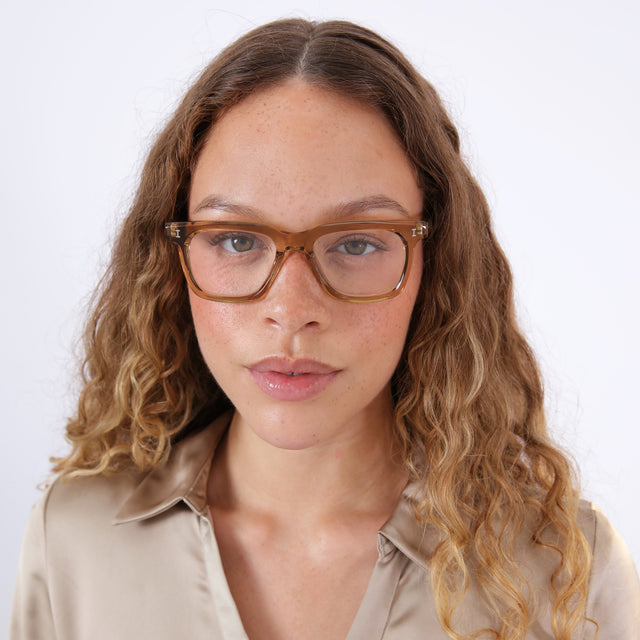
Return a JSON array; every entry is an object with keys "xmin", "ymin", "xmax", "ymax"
[{"xmin": 11, "ymin": 413, "xmax": 640, "ymax": 639}]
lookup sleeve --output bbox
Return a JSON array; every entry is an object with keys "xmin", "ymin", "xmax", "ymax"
[
  {"xmin": 584, "ymin": 504, "xmax": 640, "ymax": 639},
  {"xmin": 10, "ymin": 493, "xmax": 57, "ymax": 640}
]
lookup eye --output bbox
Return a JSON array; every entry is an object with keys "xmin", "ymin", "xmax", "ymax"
[
  {"xmin": 331, "ymin": 235, "xmax": 386, "ymax": 256},
  {"xmin": 206, "ymin": 232, "xmax": 263, "ymax": 253},
  {"xmin": 224, "ymin": 234, "xmax": 255, "ymax": 253},
  {"xmin": 340, "ymin": 240, "xmax": 371, "ymax": 255}
]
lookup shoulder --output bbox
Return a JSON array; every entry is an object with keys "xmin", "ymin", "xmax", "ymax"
[
  {"xmin": 43, "ymin": 471, "xmax": 140, "ymax": 525},
  {"xmin": 576, "ymin": 499, "xmax": 637, "ymax": 577},
  {"xmin": 21, "ymin": 472, "xmax": 139, "ymax": 535},
  {"xmin": 576, "ymin": 500, "xmax": 640, "ymax": 638},
  {"xmin": 11, "ymin": 472, "xmax": 144, "ymax": 639},
  {"xmin": 24, "ymin": 472, "xmax": 143, "ymax": 561}
]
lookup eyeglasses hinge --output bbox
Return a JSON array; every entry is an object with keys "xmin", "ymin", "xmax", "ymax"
[{"xmin": 412, "ymin": 222, "xmax": 427, "ymax": 237}]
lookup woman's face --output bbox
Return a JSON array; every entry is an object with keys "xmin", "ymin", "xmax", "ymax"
[{"xmin": 188, "ymin": 79, "xmax": 423, "ymax": 451}]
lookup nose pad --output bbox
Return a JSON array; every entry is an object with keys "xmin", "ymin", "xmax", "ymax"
[{"xmin": 262, "ymin": 249, "xmax": 330, "ymax": 332}]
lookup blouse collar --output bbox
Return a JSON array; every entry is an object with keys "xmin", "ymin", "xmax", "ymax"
[
  {"xmin": 113, "ymin": 412, "xmax": 231, "ymax": 524},
  {"xmin": 113, "ymin": 411, "xmax": 437, "ymax": 570}
]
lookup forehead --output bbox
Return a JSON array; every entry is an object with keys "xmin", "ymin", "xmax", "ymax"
[
  {"xmin": 189, "ymin": 79, "xmax": 422, "ymax": 225},
  {"xmin": 218, "ymin": 79, "xmax": 391, "ymax": 137}
]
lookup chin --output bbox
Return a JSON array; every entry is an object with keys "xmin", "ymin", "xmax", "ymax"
[
  {"xmin": 234, "ymin": 401, "xmax": 348, "ymax": 452},
  {"xmin": 248, "ymin": 419, "xmax": 324, "ymax": 451}
]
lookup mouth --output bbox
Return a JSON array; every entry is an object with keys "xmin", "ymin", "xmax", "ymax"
[{"xmin": 248, "ymin": 357, "xmax": 340, "ymax": 401}]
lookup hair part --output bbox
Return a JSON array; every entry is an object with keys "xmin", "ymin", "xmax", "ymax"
[{"xmin": 54, "ymin": 18, "xmax": 592, "ymax": 640}]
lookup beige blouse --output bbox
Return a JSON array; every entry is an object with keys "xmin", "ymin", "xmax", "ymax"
[{"xmin": 11, "ymin": 413, "xmax": 640, "ymax": 639}]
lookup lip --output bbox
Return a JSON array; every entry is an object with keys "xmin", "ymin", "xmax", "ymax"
[{"xmin": 248, "ymin": 357, "xmax": 340, "ymax": 401}]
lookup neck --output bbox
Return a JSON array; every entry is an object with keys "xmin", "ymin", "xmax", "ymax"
[{"xmin": 208, "ymin": 402, "xmax": 408, "ymax": 528}]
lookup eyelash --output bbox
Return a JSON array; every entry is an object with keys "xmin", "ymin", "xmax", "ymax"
[
  {"xmin": 329, "ymin": 235, "xmax": 388, "ymax": 254},
  {"xmin": 205, "ymin": 232, "xmax": 266, "ymax": 251}
]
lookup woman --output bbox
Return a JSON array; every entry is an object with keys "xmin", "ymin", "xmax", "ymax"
[{"xmin": 11, "ymin": 18, "xmax": 640, "ymax": 640}]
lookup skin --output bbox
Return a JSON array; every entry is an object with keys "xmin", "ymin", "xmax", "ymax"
[{"xmin": 189, "ymin": 79, "xmax": 424, "ymax": 639}]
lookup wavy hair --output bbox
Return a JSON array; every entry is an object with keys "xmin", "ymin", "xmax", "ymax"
[{"xmin": 54, "ymin": 18, "xmax": 592, "ymax": 640}]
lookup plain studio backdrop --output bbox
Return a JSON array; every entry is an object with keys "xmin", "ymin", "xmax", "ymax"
[{"xmin": 1, "ymin": 0, "xmax": 638, "ymax": 630}]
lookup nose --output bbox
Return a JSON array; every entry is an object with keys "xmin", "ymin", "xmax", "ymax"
[{"xmin": 261, "ymin": 250, "xmax": 331, "ymax": 333}]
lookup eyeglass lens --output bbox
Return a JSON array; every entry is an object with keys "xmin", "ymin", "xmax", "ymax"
[{"xmin": 186, "ymin": 227, "xmax": 407, "ymax": 298}]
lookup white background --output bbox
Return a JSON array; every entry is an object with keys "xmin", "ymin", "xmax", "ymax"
[{"xmin": 2, "ymin": 0, "xmax": 638, "ymax": 630}]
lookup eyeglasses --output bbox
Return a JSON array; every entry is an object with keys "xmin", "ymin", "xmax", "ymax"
[{"xmin": 165, "ymin": 219, "xmax": 428, "ymax": 303}]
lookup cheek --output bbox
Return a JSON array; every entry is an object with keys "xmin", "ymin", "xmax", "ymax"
[
  {"xmin": 355, "ymin": 287, "xmax": 420, "ymax": 359},
  {"xmin": 188, "ymin": 292, "xmax": 239, "ymax": 351},
  {"xmin": 379, "ymin": 251, "xmax": 423, "ymax": 349},
  {"xmin": 357, "ymin": 241, "xmax": 423, "ymax": 335}
]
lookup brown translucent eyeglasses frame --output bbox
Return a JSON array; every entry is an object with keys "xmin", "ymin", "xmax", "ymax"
[{"xmin": 164, "ymin": 219, "xmax": 428, "ymax": 303}]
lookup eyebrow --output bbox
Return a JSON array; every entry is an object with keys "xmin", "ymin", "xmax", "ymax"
[
  {"xmin": 191, "ymin": 196, "xmax": 263, "ymax": 220},
  {"xmin": 191, "ymin": 194, "xmax": 412, "ymax": 220},
  {"xmin": 330, "ymin": 196, "xmax": 411, "ymax": 219}
]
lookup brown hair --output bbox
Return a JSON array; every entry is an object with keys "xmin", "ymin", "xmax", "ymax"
[{"xmin": 54, "ymin": 19, "xmax": 592, "ymax": 640}]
